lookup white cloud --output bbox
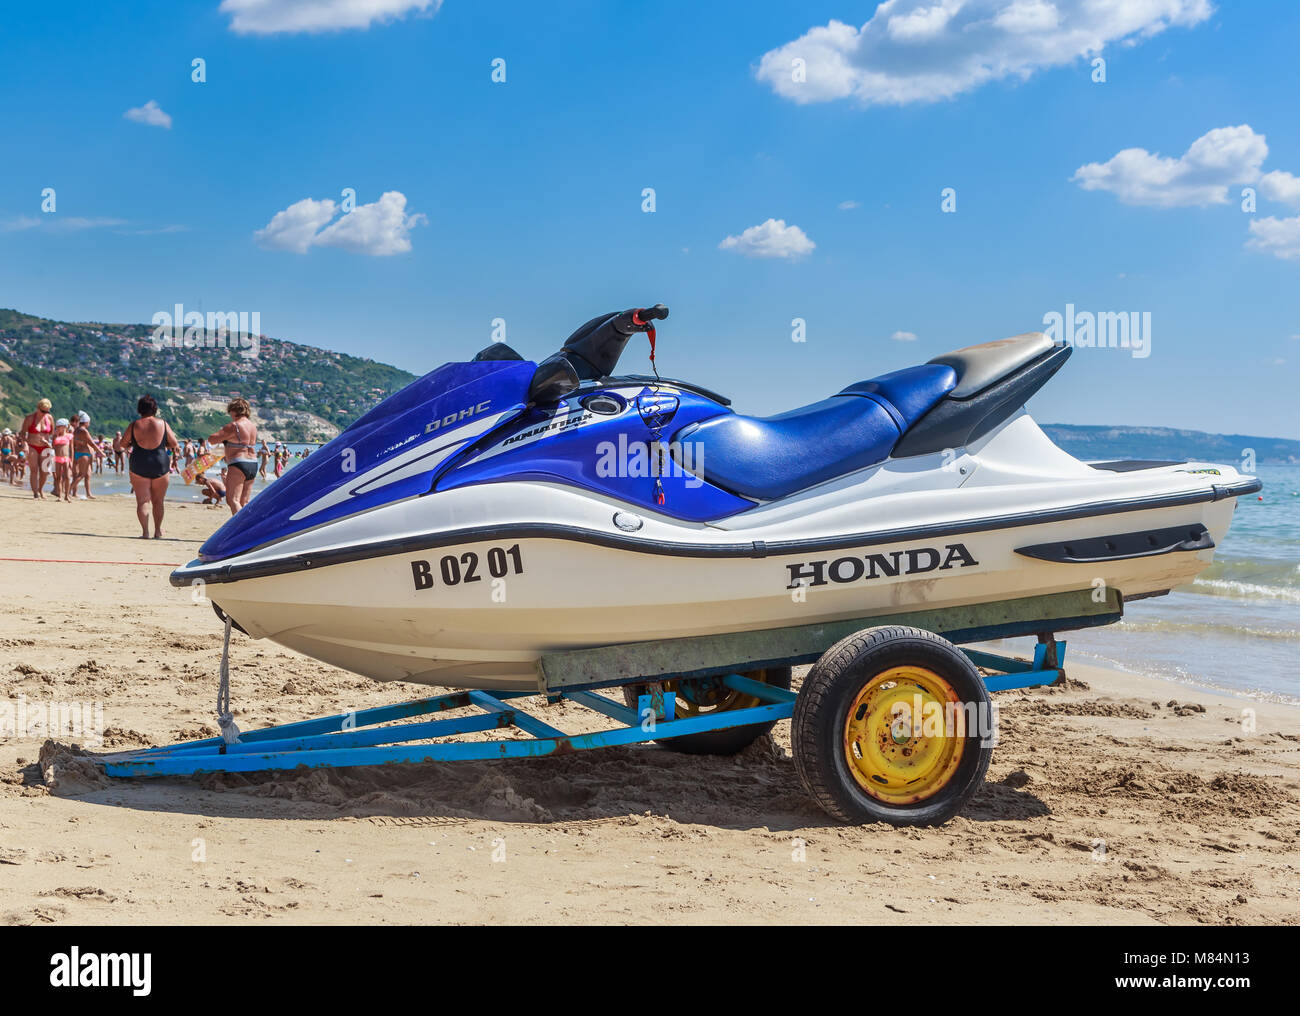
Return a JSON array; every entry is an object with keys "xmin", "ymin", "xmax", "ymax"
[
  {"xmin": 3, "ymin": 215, "xmax": 127, "ymax": 232},
  {"xmin": 1259, "ymin": 170, "xmax": 1300, "ymax": 209},
  {"xmin": 1247, "ymin": 215, "xmax": 1300, "ymax": 261},
  {"xmin": 718, "ymin": 219, "xmax": 815, "ymax": 260},
  {"xmin": 890, "ymin": 330, "xmax": 918, "ymax": 342},
  {"xmin": 755, "ymin": 1, "xmax": 1213, "ymax": 106},
  {"xmin": 255, "ymin": 191, "xmax": 425, "ymax": 255},
  {"xmin": 1071, "ymin": 125, "xmax": 1268, "ymax": 207},
  {"xmin": 123, "ymin": 100, "xmax": 172, "ymax": 129},
  {"xmin": 220, "ymin": 0, "xmax": 440, "ymax": 35},
  {"xmin": 837, "ymin": 199, "xmax": 860, "ymax": 210},
  {"xmin": 313, "ymin": 191, "xmax": 427, "ymax": 255},
  {"xmin": 994, "ymin": 0, "xmax": 1062, "ymax": 33},
  {"xmin": 61, "ymin": 217, "xmax": 130, "ymax": 230},
  {"xmin": 255, "ymin": 197, "xmax": 338, "ymax": 253}
]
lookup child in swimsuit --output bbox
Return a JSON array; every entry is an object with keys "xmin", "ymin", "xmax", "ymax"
[
  {"xmin": 197, "ymin": 468, "xmax": 227, "ymax": 505},
  {"xmin": 0, "ymin": 429, "xmax": 13, "ymax": 484},
  {"xmin": 71, "ymin": 413, "xmax": 103, "ymax": 499},
  {"xmin": 52, "ymin": 418, "xmax": 73, "ymax": 501},
  {"xmin": 13, "ymin": 435, "xmax": 26, "ymax": 484}
]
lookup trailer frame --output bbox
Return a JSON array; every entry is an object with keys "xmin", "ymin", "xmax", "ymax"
[{"xmin": 95, "ymin": 588, "xmax": 1116, "ymax": 779}]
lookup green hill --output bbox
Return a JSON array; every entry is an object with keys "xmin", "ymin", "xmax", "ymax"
[
  {"xmin": 0, "ymin": 308, "xmax": 416, "ymax": 441},
  {"xmin": 0, "ymin": 356, "xmax": 224, "ymax": 435}
]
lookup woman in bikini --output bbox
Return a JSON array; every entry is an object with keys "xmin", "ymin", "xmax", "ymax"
[
  {"xmin": 71, "ymin": 413, "xmax": 104, "ymax": 499},
  {"xmin": 208, "ymin": 397, "xmax": 259, "ymax": 515},
  {"xmin": 124, "ymin": 395, "xmax": 180, "ymax": 539},
  {"xmin": 20, "ymin": 398, "xmax": 54, "ymax": 499}
]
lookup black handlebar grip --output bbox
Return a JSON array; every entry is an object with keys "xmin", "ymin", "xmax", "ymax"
[{"xmin": 636, "ymin": 304, "xmax": 669, "ymax": 322}]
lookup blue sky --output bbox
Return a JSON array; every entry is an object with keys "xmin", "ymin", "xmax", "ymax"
[{"xmin": 1, "ymin": 0, "xmax": 1298, "ymax": 437}]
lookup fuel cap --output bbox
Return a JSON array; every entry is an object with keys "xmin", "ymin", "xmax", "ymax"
[{"xmin": 581, "ymin": 393, "xmax": 624, "ymax": 416}]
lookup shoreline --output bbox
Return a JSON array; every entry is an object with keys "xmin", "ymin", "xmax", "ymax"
[
  {"xmin": 1062, "ymin": 644, "xmax": 1300, "ymax": 709},
  {"xmin": 1, "ymin": 491, "xmax": 1297, "ymax": 925}
]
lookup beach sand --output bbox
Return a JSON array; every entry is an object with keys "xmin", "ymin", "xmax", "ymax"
[{"xmin": 1, "ymin": 489, "xmax": 1297, "ymax": 925}]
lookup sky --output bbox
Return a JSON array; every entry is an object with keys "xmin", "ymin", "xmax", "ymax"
[{"xmin": 1, "ymin": 0, "xmax": 1298, "ymax": 437}]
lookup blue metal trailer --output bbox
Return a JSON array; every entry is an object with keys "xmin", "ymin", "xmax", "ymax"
[{"xmin": 94, "ymin": 587, "xmax": 1118, "ymax": 825}]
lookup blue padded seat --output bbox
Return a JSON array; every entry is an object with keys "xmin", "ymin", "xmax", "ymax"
[
  {"xmin": 673, "ymin": 364, "xmax": 957, "ymax": 500},
  {"xmin": 838, "ymin": 364, "xmax": 958, "ymax": 428}
]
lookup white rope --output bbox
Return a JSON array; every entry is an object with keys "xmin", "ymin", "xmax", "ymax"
[{"xmin": 216, "ymin": 615, "xmax": 241, "ymax": 745}]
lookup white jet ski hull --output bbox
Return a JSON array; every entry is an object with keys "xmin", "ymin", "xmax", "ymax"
[{"xmin": 178, "ymin": 416, "xmax": 1252, "ymax": 692}]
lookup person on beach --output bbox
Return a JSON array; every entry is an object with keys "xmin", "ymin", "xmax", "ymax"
[
  {"xmin": 12, "ymin": 434, "xmax": 27, "ymax": 485},
  {"xmin": 94, "ymin": 433, "xmax": 107, "ymax": 474},
  {"xmin": 71, "ymin": 413, "xmax": 103, "ymax": 499},
  {"xmin": 20, "ymin": 398, "xmax": 54, "ymax": 499},
  {"xmin": 0, "ymin": 429, "xmax": 14, "ymax": 484},
  {"xmin": 111, "ymin": 430, "xmax": 124, "ymax": 472},
  {"xmin": 197, "ymin": 467, "xmax": 227, "ymax": 506},
  {"xmin": 208, "ymin": 397, "xmax": 258, "ymax": 515},
  {"xmin": 123, "ymin": 395, "xmax": 180, "ymax": 539},
  {"xmin": 51, "ymin": 418, "xmax": 73, "ymax": 501},
  {"xmin": 258, "ymin": 440, "xmax": 270, "ymax": 478}
]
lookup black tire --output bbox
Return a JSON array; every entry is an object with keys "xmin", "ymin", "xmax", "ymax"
[
  {"xmin": 622, "ymin": 667, "xmax": 793, "ymax": 756},
  {"xmin": 792, "ymin": 626, "xmax": 993, "ymax": 826}
]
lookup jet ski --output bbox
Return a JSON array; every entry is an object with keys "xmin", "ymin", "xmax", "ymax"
[{"xmin": 172, "ymin": 304, "xmax": 1261, "ymax": 693}]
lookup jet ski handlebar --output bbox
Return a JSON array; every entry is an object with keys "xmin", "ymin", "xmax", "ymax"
[
  {"xmin": 563, "ymin": 304, "xmax": 668, "ymax": 374},
  {"xmin": 527, "ymin": 303, "xmax": 670, "ymax": 404},
  {"xmin": 629, "ymin": 304, "xmax": 669, "ymax": 329}
]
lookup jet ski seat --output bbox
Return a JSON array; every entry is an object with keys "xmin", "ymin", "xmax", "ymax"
[
  {"xmin": 673, "ymin": 364, "xmax": 957, "ymax": 500},
  {"xmin": 927, "ymin": 332, "xmax": 1055, "ymax": 397}
]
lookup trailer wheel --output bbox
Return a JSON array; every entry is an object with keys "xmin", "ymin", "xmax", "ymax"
[
  {"xmin": 622, "ymin": 667, "xmax": 792, "ymax": 756},
  {"xmin": 792, "ymin": 626, "xmax": 992, "ymax": 826}
]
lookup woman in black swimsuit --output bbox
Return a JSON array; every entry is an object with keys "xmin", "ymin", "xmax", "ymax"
[
  {"xmin": 208, "ymin": 397, "xmax": 259, "ymax": 515},
  {"xmin": 124, "ymin": 395, "xmax": 180, "ymax": 539}
]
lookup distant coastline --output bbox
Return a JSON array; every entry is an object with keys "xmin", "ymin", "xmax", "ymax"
[{"xmin": 1040, "ymin": 424, "xmax": 1300, "ymax": 466}]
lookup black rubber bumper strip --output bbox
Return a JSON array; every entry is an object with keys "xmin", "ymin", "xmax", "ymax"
[
  {"xmin": 1015, "ymin": 523, "xmax": 1214, "ymax": 564},
  {"xmin": 170, "ymin": 476, "xmax": 1263, "ymax": 588}
]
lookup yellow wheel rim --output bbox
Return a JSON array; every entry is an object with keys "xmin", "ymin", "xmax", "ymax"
[
  {"xmin": 665, "ymin": 673, "xmax": 763, "ymax": 717},
  {"xmin": 842, "ymin": 666, "xmax": 966, "ymax": 805}
]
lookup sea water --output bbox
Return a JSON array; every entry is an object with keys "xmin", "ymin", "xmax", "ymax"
[
  {"xmin": 1063, "ymin": 464, "xmax": 1299, "ymax": 702},
  {"xmin": 68, "ymin": 442, "xmax": 318, "ymax": 500}
]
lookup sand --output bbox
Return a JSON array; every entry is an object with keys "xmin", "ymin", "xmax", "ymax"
[{"xmin": 1, "ymin": 488, "xmax": 1297, "ymax": 925}]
